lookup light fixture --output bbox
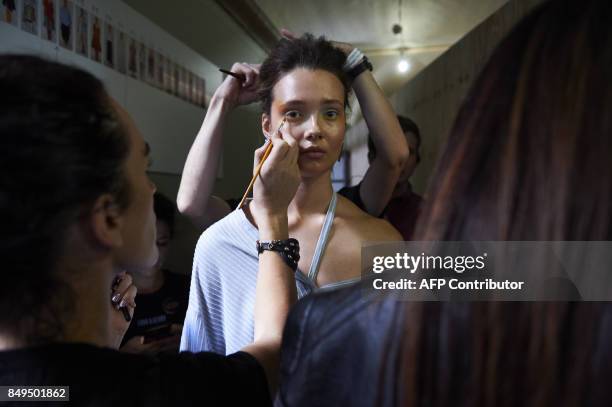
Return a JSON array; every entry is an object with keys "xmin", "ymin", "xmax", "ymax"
[
  {"xmin": 397, "ymin": 47, "xmax": 410, "ymax": 73},
  {"xmin": 393, "ymin": 0, "xmax": 409, "ymax": 74},
  {"xmin": 397, "ymin": 58, "xmax": 410, "ymax": 73}
]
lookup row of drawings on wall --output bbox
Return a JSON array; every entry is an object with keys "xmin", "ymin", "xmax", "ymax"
[{"xmin": 1, "ymin": 0, "xmax": 207, "ymax": 108}]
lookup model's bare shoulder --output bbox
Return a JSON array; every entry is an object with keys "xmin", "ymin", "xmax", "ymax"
[
  {"xmin": 335, "ymin": 194, "xmax": 371, "ymax": 219},
  {"xmin": 335, "ymin": 195, "xmax": 402, "ymax": 241},
  {"xmin": 366, "ymin": 216, "xmax": 402, "ymax": 241}
]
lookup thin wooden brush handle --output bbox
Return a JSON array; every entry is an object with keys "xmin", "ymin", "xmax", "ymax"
[
  {"xmin": 237, "ymin": 117, "xmax": 286, "ymax": 209},
  {"xmin": 219, "ymin": 68, "xmax": 245, "ymax": 82},
  {"xmin": 237, "ymin": 141, "xmax": 274, "ymax": 209}
]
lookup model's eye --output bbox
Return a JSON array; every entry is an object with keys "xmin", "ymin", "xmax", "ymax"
[
  {"xmin": 324, "ymin": 110, "xmax": 339, "ymax": 120},
  {"xmin": 284, "ymin": 110, "xmax": 301, "ymax": 120}
]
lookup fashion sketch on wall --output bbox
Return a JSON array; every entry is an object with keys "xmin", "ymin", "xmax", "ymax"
[
  {"xmin": 59, "ymin": 0, "xmax": 73, "ymax": 50},
  {"xmin": 41, "ymin": 0, "xmax": 56, "ymax": 42},
  {"xmin": 21, "ymin": 0, "xmax": 38, "ymax": 35},
  {"xmin": 75, "ymin": 5, "xmax": 87, "ymax": 56},
  {"xmin": 1, "ymin": 0, "xmax": 18, "ymax": 26},
  {"xmin": 90, "ymin": 15, "xmax": 102, "ymax": 62}
]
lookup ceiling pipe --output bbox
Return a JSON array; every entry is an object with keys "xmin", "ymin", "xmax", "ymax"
[
  {"xmin": 359, "ymin": 44, "xmax": 449, "ymax": 57},
  {"xmin": 213, "ymin": 0, "xmax": 280, "ymax": 52}
]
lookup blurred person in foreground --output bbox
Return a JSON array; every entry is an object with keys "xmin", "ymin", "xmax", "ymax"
[{"xmin": 276, "ymin": 1, "xmax": 612, "ymax": 406}]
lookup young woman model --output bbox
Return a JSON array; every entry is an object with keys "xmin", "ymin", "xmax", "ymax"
[{"xmin": 179, "ymin": 34, "xmax": 404, "ymax": 355}]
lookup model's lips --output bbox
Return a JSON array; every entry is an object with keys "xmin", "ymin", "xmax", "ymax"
[{"xmin": 300, "ymin": 146, "xmax": 326, "ymax": 159}]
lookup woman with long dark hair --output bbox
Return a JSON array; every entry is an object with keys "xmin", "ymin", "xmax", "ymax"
[{"xmin": 0, "ymin": 55, "xmax": 300, "ymax": 405}]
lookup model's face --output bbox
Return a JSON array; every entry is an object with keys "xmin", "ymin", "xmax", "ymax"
[
  {"xmin": 111, "ymin": 100, "xmax": 158, "ymax": 272},
  {"xmin": 263, "ymin": 68, "xmax": 346, "ymax": 179}
]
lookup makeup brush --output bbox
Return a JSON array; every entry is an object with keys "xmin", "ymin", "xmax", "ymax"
[
  {"xmin": 219, "ymin": 68, "xmax": 245, "ymax": 82},
  {"xmin": 237, "ymin": 117, "xmax": 287, "ymax": 209}
]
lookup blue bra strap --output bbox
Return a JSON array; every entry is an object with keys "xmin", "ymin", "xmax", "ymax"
[{"xmin": 307, "ymin": 191, "xmax": 338, "ymax": 282}]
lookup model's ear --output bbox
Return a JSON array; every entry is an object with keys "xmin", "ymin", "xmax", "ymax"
[
  {"xmin": 87, "ymin": 194, "xmax": 124, "ymax": 249},
  {"xmin": 261, "ymin": 113, "xmax": 271, "ymax": 138}
]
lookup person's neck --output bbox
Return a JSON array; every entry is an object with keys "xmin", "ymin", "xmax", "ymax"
[
  {"xmin": 393, "ymin": 181, "xmax": 413, "ymax": 199},
  {"xmin": 244, "ymin": 173, "xmax": 334, "ymax": 230},
  {"xmin": 62, "ymin": 259, "xmax": 115, "ymax": 348},
  {"xmin": 131, "ymin": 267, "xmax": 165, "ymax": 294},
  {"xmin": 0, "ymin": 258, "xmax": 115, "ymax": 351},
  {"xmin": 288, "ymin": 173, "xmax": 334, "ymax": 219}
]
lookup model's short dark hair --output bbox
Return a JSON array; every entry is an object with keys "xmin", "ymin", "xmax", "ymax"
[
  {"xmin": 0, "ymin": 55, "xmax": 131, "ymax": 343},
  {"xmin": 368, "ymin": 115, "xmax": 421, "ymax": 163},
  {"xmin": 154, "ymin": 192, "xmax": 175, "ymax": 238},
  {"xmin": 258, "ymin": 33, "xmax": 351, "ymax": 115}
]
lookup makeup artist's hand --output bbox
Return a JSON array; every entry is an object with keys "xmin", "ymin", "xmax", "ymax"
[
  {"xmin": 280, "ymin": 28, "xmax": 354, "ymax": 55},
  {"xmin": 214, "ymin": 62, "xmax": 261, "ymax": 108},
  {"xmin": 252, "ymin": 128, "xmax": 300, "ymax": 221},
  {"xmin": 109, "ymin": 271, "xmax": 137, "ymax": 349}
]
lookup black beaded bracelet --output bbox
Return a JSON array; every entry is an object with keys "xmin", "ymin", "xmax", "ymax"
[
  {"xmin": 256, "ymin": 238, "xmax": 300, "ymax": 272},
  {"xmin": 347, "ymin": 57, "xmax": 373, "ymax": 82}
]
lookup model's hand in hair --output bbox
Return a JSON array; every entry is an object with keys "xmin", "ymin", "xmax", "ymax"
[
  {"xmin": 109, "ymin": 271, "xmax": 137, "ymax": 349},
  {"xmin": 215, "ymin": 62, "xmax": 261, "ymax": 109},
  {"xmin": 177, "ymin": 62, "xmax": 261, "ymax": 229}
]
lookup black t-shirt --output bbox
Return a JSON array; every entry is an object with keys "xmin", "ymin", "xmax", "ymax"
[
  {"xmin": 339, "ymin": 182, "xmax": 423, "ymax": 240},
  {"xmin": 0, "ymin": 343, "xmax": 271, "ymax": 406},
  {"xmin": 338, "ymin": 184, "xmax": 374, "ymax": 215},
  {"xmin": 225, "ymin": 198, "xmax": 240, "ymax": 210},
  {"xmin": 122, "ymin": 271, "xmax": 189, "ymax": 344}
]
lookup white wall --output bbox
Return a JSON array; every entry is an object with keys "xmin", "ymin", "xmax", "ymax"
[
  {"xmin": 1, "ymin": 1, "xmax": 270, "ymax": 275},
  {"xmin": 1, "ymin": 0, "xmax": 248, "ymax": 275},
  {"xmin": 0, "ymin": 0, "xmax": 223, "ymax": 175},
  {"xmin": 390, "ymin": 0, "xmax": 546, "ymax": 195}
]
